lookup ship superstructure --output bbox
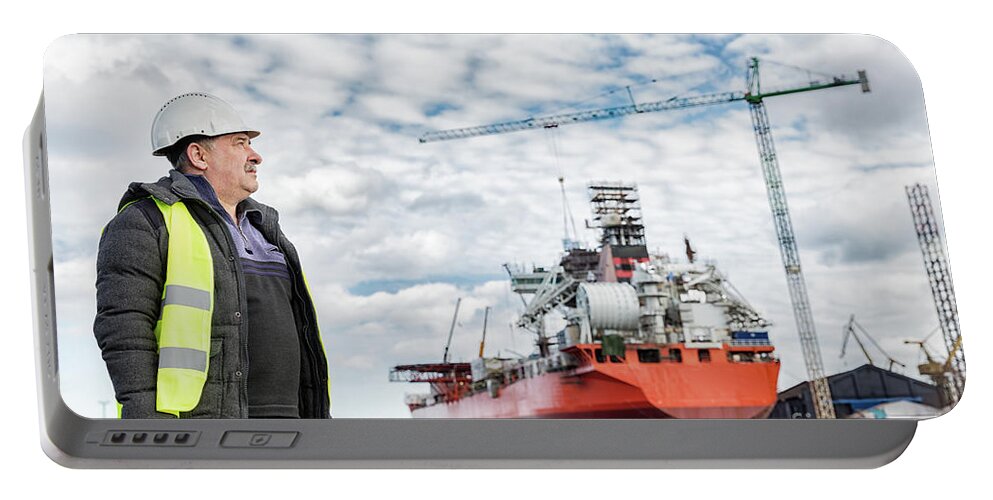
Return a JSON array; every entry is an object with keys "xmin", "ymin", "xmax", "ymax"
[{"xmin": 390, "ymin": 182, "xmax": 780, "ymax": 418}]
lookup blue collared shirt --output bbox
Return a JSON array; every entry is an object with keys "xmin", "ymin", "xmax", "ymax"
[{"xmin": 184, "ymin": 174, "xmax": 290, "ymax": 279}]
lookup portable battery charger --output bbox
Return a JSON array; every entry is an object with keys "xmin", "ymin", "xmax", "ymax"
[{"xmin": 25, "ymin": 33, "xmax": 961, "ymax": 467}]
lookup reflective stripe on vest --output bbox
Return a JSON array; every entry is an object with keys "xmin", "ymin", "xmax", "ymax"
[{"xmin": 151, "ymin": 198, "xmax": 214, "ymax": 417}]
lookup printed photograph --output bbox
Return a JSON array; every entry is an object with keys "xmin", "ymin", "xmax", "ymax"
[{"xmin": 43, "ymin": 34, "xmax": 963, "ymax": 419}]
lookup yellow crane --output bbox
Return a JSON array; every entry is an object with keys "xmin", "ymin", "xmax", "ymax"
[
  {"xmin": 478, "ymin": 306, "xmax": 490, "ymax": 358},
  {"xmin": 904, "ymin": 331, "xmax": 964, "ymax": 407}
]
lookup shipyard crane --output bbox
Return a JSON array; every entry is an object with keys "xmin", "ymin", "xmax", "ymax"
[
  {"xmin": 904, "ymin": 333, "xmax": 963, "ymax": 406},
  {"xmin": 906, "ymin": 184, "xmax": 965, "ymax": 405},
  {"xmin": 840, "ymin": 314, "xmax": 906, "ymax": 372},
  {"xmin": 419, "ymin": 57, "xmax": 870, "ymax": 418}
]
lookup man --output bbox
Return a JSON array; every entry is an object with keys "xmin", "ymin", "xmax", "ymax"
[{"xmin": 94, "ymin": 92, "xmax": 330, "ymax": 419}]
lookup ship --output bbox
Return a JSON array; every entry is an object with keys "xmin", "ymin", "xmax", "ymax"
[{"xmin": 389, "ymin": 181, "xmax": 780, "ymax": 418}]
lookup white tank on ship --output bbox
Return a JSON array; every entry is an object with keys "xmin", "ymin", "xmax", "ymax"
[{"xmin": 577, "ymin": 282, "xmax": 641, "ymax": 331}]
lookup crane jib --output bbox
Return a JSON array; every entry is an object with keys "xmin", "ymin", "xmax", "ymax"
[
  {"xmin": 417, "ymin": 69, "xmax": 868, "ymax": 143},
  {"xmin": 747, "ymin": 76, "xmax": 868, "ymax": 103},
  {"xmin": 418, "ymin": 91, "xmax": 746, "ymax": 143}
]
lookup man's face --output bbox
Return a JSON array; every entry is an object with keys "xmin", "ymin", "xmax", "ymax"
[{"xmin": 203, "ymin": 132, "xmax": 263, "ymax": 204}]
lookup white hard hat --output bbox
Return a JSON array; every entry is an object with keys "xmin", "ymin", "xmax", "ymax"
[{"xmin": 150, "ymin": 92, "xmax": 261, "ymax": 156}]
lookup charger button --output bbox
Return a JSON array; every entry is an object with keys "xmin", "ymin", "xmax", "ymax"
[{"xmin": 220, "ymin": 431, "xmax": 298, "ymax": 448}]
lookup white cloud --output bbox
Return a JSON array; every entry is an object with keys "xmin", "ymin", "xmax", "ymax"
[{"xmin": 261, "ymin": 163, "xmax": 393, "ymax": 216}]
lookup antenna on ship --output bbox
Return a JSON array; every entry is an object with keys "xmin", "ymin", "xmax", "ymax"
[
  {"xmin": 683, "ymin": 234, "xmax": 696, "ymax": 263},
  {"xmin": 442, "ymin": 297, "xmax": 462, "ymax": 363}
]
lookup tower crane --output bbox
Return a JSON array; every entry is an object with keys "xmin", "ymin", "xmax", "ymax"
[
  {"xmin": 906, "ymin": 183, "xmax": 965, "ymax": 406},
  {"xmin": 419, "ymin": 57, "xmax": 871, "ymax": 418}
]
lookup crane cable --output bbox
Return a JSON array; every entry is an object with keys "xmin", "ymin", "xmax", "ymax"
[
  {"xmin": 761, "ymin": 58, "xmax": 836, "ymax": 83},
  {"xmin": 545, "ymin": 127, "xmax": 579, "ymax": 244},
  {"xmin": 537, "ymin": 66, "xmax": 714, "ymax": 118}
]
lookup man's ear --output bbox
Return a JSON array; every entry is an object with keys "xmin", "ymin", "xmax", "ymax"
[{"xmin": 187, "ymin": 141, "xmax": 210, "ymax": 172}]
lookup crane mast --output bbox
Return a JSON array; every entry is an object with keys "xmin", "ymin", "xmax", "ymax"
[
  {"xmin": 906, "ymin": 183, "xmax": 965, "ymax": 406},
  {"xmin": 747, "ymin": 100, "xmax": 833, "ymax": 418},
  {"xmin": 420, "ymin": 56, "xmax": 871, "ymax": 418}
]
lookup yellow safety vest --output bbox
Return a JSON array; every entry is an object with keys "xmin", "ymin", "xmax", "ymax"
[
  {"xmin": 112, "ymin": 198, "xmax": 214, "ymax": 418},
  {"xmin": 151, "ymin": 198, "xmax": 215, "ymax": 417}
]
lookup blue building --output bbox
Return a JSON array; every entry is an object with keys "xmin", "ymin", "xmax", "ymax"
[{"xmin": 771, "ymin": 364, "xmax": 942, "ymax": 419}]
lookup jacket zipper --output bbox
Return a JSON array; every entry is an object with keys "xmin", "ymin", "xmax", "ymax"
[
  {"xmin": 192, "ymin": 199, "xmax": 251, "ymax": 418},
  {"xmin": 236, "ymin": 221, "xmax": 250, "ymax": 247}
]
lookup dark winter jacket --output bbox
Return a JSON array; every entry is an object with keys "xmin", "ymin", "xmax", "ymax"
[{"xmin": 94, "ymin": 170, "xmax": 330, "ymax": 418}]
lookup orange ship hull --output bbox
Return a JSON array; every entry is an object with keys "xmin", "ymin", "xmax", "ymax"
[{"xmin": 410, "ymin": 343, "xmax": 780, "ymax": 419}]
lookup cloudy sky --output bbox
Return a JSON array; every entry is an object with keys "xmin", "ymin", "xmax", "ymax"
[{"xmin": 43, "ymin": 34, "xmax": 947, "ymax": 418}]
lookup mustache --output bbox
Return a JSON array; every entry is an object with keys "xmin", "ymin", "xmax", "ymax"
[{"xmin": 245, "ymin": 164, "xmax": 257, "ymax": 172}]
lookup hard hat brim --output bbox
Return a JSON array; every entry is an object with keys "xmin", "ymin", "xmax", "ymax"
[{"xmin": 152, "ymin": 129, "xmax": 261, "ymax": 157}]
